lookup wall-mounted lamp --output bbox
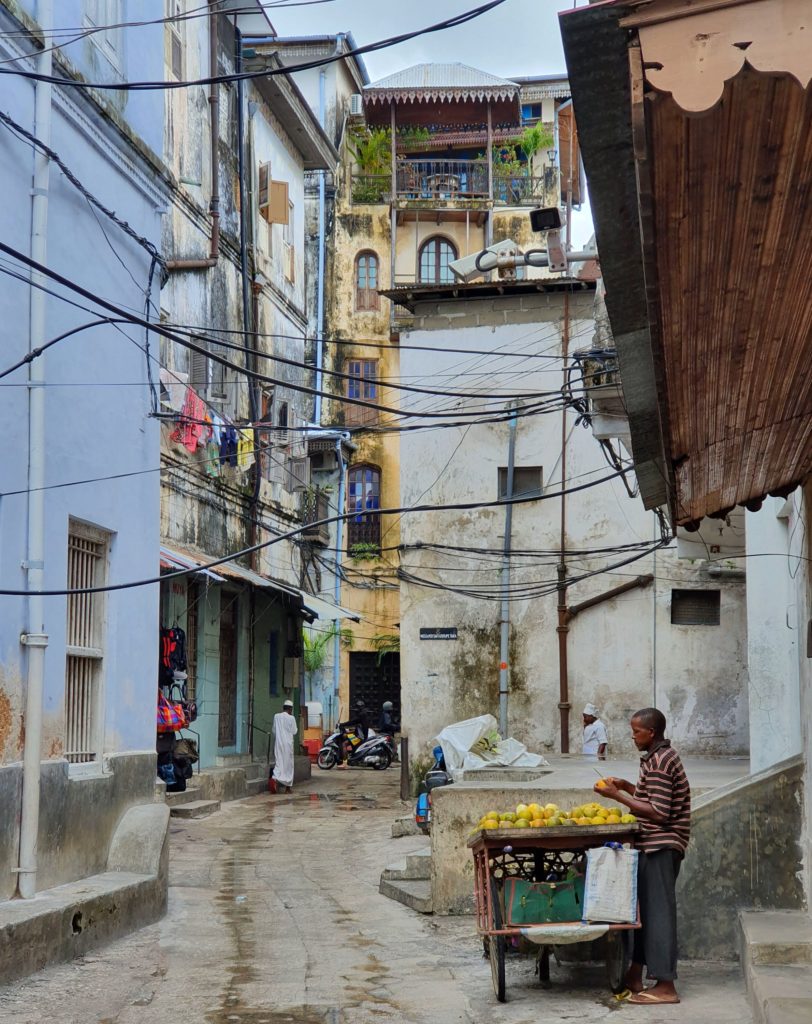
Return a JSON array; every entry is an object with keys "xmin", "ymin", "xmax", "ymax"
[{"xmin": 546, "ymin": 148, "xmax": 558, "ymax": 164}]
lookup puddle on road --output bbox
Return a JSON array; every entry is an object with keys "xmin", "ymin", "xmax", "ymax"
[{"xmin": 207, "ymin": 1007, "xmax": 344, "ymax": 1024}]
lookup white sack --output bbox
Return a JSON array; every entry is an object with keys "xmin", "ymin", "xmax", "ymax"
[
  {"xmin": 583, "ymin": 845, "xmax": 639, "ymax": 924},
  {"xmin": 436, "ymin": 715, "xmax": 549, "ymax": 774}
]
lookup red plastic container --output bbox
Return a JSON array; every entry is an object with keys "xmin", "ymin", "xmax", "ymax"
[{"xmin": 302, "ymin": 737, "xmax": 322, "ymax": 763}]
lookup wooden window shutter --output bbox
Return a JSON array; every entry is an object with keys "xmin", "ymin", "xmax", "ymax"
[
  {"xmin": 268, "ymin": 180, "xmax": 289, "ymax": 224},
  {"xmin": 258, "ymin": 162, "xmax": 271, "ymax": 218},
  {"xmin": 189, "ymin": 350, "xmax": 209, "ymax": 393}
]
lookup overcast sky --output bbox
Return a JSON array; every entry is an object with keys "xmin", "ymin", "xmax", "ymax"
[{"xmin": 272, "ymin": 0, "xmax": 579, "ymax": 82}]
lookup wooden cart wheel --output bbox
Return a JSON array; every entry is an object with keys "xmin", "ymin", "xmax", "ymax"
[
  {"xmin": 605, "ymin": 930, "xmax": 629, "ymax": 994},
  {"xmin": 488, "ymin": 878, "xmax": 506, "ymax": 1002}
]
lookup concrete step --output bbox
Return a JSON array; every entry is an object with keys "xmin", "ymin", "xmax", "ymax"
[
  {"xmin": 392, "ymin": 815, "xmax": 421, "ymax": 838},
  {"xmin": 741, "ymin": 911, "xmax": 812, "ymax": 968},
  {"xmin": 382, "ymin": 848, "xmax": 431, "ymax": 882},
  {"xmin": 243, "ymin": 762, "xmax": 266, "ymax": 782},
  {"xmin": 378, "ymin": 877, "xmax": 432, "ymax": 914},
  {"xmin": 748, "ymin": 964, "xmax": 812, "ymax": 1024},
  {"xmin": 245, "ymin": 777, "xmax": 268, "ymax": 797},
  {"xmin": 165, "ymin": 786, "xmax": 202, "ymax": 807},
  {"xmin": 169, "ymin": 799, "xmax": 221, "ymax": 820}
]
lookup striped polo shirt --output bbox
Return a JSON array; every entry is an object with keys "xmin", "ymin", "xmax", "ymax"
[{"xmin": 634, "ymin": 740, "xmax": 691, "ymax": 854}]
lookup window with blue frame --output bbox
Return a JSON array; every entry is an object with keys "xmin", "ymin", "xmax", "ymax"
[{"xmin": 347, "ymin": 465, "xmax": 381, "ymax": 549}]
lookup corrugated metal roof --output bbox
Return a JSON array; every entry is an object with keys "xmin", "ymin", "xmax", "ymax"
[{"xmin": 366, "ymin": 63, "xmax": 518, "ymax": 93}]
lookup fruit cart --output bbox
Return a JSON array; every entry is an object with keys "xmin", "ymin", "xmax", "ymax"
[{"xmin": 468, "ymin": 823, "xmax": 640, "ymax": 1002}]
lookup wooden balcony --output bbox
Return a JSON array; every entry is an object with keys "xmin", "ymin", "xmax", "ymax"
[
  {"xmin": 301, "ymin": 488, "xmax": 331, "ymax": 546},
  {"xmin": 350, "ymin": 161, "xmax": 557, "ymax": 209}
]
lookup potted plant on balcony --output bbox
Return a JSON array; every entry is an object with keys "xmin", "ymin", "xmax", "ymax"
[{"xmin": 349, "ymin": 127, "xmax": 392, "ymax": 203}]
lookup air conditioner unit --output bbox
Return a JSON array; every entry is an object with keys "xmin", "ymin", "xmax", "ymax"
[{"xmin": 349, "ymin": 93, "xmax": 363, "ymax": 117}]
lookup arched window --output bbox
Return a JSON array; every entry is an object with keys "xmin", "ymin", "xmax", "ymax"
[
  {"xmin": 419, "ymin": 237, "xmax": 457, "ymax": 285},
  {"xmin": 355, "ymin": 251, "xmax": 380, "ymax": 311},
  {"xmin": 347, "ymin": 464, "xmax": 381, "ymax": 549}
]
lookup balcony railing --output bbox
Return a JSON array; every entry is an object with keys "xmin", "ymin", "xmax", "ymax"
[
  {"xmin": 351, "ymin": 161, "xmax": 557, "ymax": 207},
  {"xmin": 301, "ymin": 488, "xmax": 331, "ymax": 546}
]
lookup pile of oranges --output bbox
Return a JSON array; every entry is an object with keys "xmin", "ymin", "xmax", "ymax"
[{"xmin": 475, "ymin": 802, "xmax": 637, "ymax": 831}]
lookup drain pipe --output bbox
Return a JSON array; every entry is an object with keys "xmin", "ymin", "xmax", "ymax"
[
  {"xmin": 332, "ymin": 438, "xmax": 347, "ymax": 727},
  {"xmin": 166, "ymin": 0, "xmax": 220, "ymax": 271},
  {"xmin": 498, "ymin": 404, "xmax": 518, "ymax": 737},
  {"xmin": 556, "ymin": 291, "xmax": 571, "ymax": 753},
  {"xmin": 314, "ymin": 68, "xmax": 327, "ymax": 425},
  {"xmin": 18, "ymin": 0, "xmax": 53, "ymax": 900}
]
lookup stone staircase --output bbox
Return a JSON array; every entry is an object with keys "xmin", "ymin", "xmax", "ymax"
[
  {"xmin": 740, "ymin": 911, "xmax": 812, "ymax": 1024},
  {"xmin": 379, "ymin": 845, "xmax": 432, "ymax": 914},
  {"xmin": 160, "ymin": 760, "xmax": 270, "ymax": 819}
]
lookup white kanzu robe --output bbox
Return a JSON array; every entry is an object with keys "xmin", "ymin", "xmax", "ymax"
[{"xmin": 272, "ymin": 711, "xmax": 298, "ymax": 787}]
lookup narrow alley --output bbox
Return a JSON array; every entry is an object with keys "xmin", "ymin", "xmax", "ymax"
[{"xmin": 0, "ymin": 771, "xmax": 751, "ymax": 1024}]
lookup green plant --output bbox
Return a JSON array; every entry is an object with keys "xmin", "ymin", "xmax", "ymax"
[
  {"xmin": 348, "ymin": 126, "xmax": 392, "ymax": 175},
  {"xmin": 351, "ymin": 180, "xmax": 386, "ymax": 204},
  {"xmin": 349, "ymin": 541, "xmax": 381, "ymax": 562},
  {"xmin": 302, "ymin": 623, "xmax": 354, "ymax": 675},
  {"xmin": 370, "ymin": 632, "xmax": 400, "ymax": 665},
  {"xmin": 398, "ymin": 125, "xmax": 431, "ymax": 149},
  {"xmin": 518, "ymin": 123, "xmax": 553, "ymax": 162}
]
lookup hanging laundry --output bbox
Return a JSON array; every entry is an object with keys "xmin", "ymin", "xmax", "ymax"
[
  {"xmin": 211, "ymin": 413, "xmax": 225, "ymax": 447},
  {"xmin": 170, "ymin": 387, "xmax": 206, "ymax": 452},
  {"xmin": 159, "ymin": 367, "xmax": 188, "ymax": 412},
  {"xmin": 219, "ymin": 425, "xmax": 238, "ymax": 466},
  {"xmin": 204, "ymin": 437, "xmax": 221, "ymax": 477},
  {"xmin": 237, "ymin": 427, "xmax": 255, "ymax": 469}
]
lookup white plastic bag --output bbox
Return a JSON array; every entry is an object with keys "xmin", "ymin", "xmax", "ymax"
[
  {"xmin": 583, "ymin": 845, "xmax": 639, "ymax": 924},
  {"xmin": 436, "ymin": 714, "xmax": 497, "ymax": 771}
]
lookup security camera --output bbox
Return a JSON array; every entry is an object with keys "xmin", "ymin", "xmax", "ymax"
[
  {"xmin": 449, "ymin": 239, "xmax": 520, "ymax": 283},
  {"xmin": 529, "ymin": 207, "xmax": 563, "ymax": 232}
]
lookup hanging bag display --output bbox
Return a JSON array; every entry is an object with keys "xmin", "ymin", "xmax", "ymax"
[
  {"xmin": 583, "ymin": 844, "xmax": 639, "ymax": 924},
  {"xmin": 157, "ymin": 689, "xmax": 189, "ymax": 733}
]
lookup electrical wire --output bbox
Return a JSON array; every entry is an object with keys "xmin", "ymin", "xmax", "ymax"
[
  {"xmin": 0, "ymin": 1, "xmax": 509, "ymax": 91},
  {"xmin": 0, "ymin": 469, "xmax": 626, "ymax": 596}
]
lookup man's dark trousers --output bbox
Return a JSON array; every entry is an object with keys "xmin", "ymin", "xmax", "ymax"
[{"xmin": 632, "ymin": 849, "xmax": 682, "ymax": 980}]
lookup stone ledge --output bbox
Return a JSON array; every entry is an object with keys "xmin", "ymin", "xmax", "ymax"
[{"xmin": 0, "ymin": 870, "xmax": 165, "ymax": 986}]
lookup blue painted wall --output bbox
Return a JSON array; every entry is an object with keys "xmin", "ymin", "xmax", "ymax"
[{"xmin": 0, "ymin": 2, "xmax": 167, "ymax": 762}]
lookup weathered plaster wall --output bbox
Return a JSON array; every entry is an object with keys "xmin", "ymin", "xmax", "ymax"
[
  {"xmin": 677, "ymin": 756, "xmax": 805, "ymax": 960},
  {"xmin": 0, "ymin": 753, "xmax": 157, "ymax": 900},
  {"xmin": 796, "ymin": 481, "xmax": 812, "ymax": 903},
  {"xmin": 398, "ymin": 290, "xmax": 749, "ymax": 760},
  {"xmin": 745, "ymin": 498, "xmax": 802, "ymax": 774},
  {"xmin": 0, "ymin": 1, "xmax": 165, "ymax": 777}
]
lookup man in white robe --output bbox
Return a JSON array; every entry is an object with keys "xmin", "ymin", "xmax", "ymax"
[{"xmin": 271, "ymin": 700, "xmax": 298, "ymax": 793}]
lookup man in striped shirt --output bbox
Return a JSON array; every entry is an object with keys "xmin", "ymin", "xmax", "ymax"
[{"xmin": 594, "ymin": 707, "xmax": 690, "ymax": 1005}]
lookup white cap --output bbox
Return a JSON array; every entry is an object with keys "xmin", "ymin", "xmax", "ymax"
[
  {"xmin": 583, "ymin": 703, "xmax": 599, "ymax": 717},
  {"xmin": 283, "ymin": 699, "xmax": 294, "ymax": 708}
]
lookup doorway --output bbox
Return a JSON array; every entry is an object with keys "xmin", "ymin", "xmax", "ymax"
[
  {"xmin": 218, "ymin": 594, "xmax": 238, "ymax": 747},
  {"xmin": 349, "ymin": 651, "xmax": 401, "ymax": 722}
]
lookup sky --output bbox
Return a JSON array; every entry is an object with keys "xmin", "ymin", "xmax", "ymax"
[
  {"xmin": 271, "ymin": 0, "xmax": 593, "ymax": 246},
  {"xmin": 271, "ymin": 0, "xmax": 579, "ymax": 82}
]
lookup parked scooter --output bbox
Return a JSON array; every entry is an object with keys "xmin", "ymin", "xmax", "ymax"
[
  {"xmin": 415, "ymin": 745, "xmax": 453, "ymax": 833},
  {"xmin": 317, "ymin": 722, "xmax": 396, "ymax": 770}
]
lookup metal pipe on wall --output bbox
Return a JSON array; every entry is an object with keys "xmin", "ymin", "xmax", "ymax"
[
  {"xmin": 332, "ymin": 439, "xmax": 347, "ymax": 727},
  {"xmin": 18, "ymin": 0, "xmax": 53, "ymax": 900},
  {"xmin": 314, "ymin": 68, "xmax": 327, "ymax": 425},
  {"xmin": 165, "ymin": 0, "xmax": 221, "ymax": 271},
  {"xmin": 556, "ymin": 290, "xmax": 571, "ymax": 753},
  {"xmin": 498, "ymin": 405, "xmax": 518, "ymax": 738}
]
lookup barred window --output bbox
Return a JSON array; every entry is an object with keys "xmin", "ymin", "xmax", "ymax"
[
  {"xmin": 347, "ymin": 465, "xmax": 381, "ymax": 549},
  {"xmin": 65, "ymin": 520, "xmax": 110, "ymax": 763}
]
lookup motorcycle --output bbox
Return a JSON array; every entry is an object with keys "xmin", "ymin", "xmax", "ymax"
[
  {"xmin": 415, "ymin": 745, "xmax": 453, "ymax": 833},
  {"xmin": 317, "ymin": 723, "xmax": 396, "ymax": 771}
]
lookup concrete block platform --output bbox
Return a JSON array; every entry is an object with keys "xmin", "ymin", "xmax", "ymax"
[
  {"xmin": 0, "ymin": 802, "xmax": 168, "ymax": 986},
  {"xmin": 378, "ymin": 877, "xmax": 433, "ymax": 914},
  {"xmin": 741, "ymin": 911, "xmax": 812, "ymax": 967}
]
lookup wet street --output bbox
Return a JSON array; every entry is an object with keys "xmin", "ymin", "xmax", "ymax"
[{"xmin": 0, "ymin": 770, "xmax": 751, "ymax": 1024}]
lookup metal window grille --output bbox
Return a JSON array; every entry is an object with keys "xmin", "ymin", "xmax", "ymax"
[
  {"xmin": 65, "ymin": 524, "xmax": 108, "ymax": 763},
  {"xmin": 670, "ymin": 589, "xmax": 721, "ymax": 626},
  {"xmin": 347, "ymin": 465, "xmax": 381, "ymax": 549}
]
